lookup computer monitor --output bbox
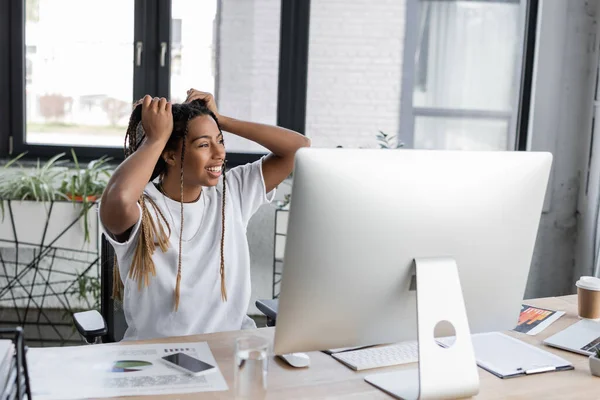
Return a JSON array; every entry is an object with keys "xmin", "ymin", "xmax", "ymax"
[{"xmin": 273, "ymin": 148, "xmax": 552, "ymax": 398}]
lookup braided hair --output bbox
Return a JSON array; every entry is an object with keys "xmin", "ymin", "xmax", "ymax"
[{"xmin": 112, "ymin": 99, "xmax": 228, "ymax": 311}]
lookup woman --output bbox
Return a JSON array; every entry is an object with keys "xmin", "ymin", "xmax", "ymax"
[{"xmin": 99, "ymin": 89, "xmax": 310, "ymax": 341}]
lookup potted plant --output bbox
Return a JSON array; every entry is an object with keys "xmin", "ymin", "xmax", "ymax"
[
  {"xmin": 0, "ymin": 152, "xmax": 73, "ymax": 248},
  {"xmin": 590, "ymin": 348, "xmax": 600, "ymax": 377},
  {"xmin": 60, "ymin": 149, "xmax": 112, "ymax": 242},
  {"xmin": 0, "ymin": 151, "xmax": 110, "ymax": 339},
  {"xmin": 0, "ymin": 151, "xmax": 68, "ymax": 205},
  {"xmin": 60, "ymin": 149, "xmax": 112, "ymax": 203},
  {"xmin": 0, "ymin": 150, "xmax": 111, "ymax": 250}
]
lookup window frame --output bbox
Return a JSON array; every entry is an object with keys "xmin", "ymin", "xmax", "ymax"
[
  {"xmin": 7, "ymin": 0, "xmax": 151, "ymax": 162},
  {"xmin": 399, "ymin": 0, "xmax": 537, "ymax": 151},
  {"xmin": 1, "ymin": 0, "xmax": 311, "ymax": 167},
  {"xmin": 0, "ymin": 0, "xmax": 11, "ymax": 158},
  {"xmin": 0, "ymin": 0, "xmax": 537, "ymax": 164}
]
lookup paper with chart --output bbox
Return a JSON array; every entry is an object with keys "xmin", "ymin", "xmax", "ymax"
[
  {"xmin": 26, "ymin": 341, "xmax": 228, "ymax": 399},
  {"xmin": 513, "ymin": 304, "xmax": 565, "ymax": 335}
]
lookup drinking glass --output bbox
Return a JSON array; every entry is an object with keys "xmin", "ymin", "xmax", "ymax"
[{"xmin": 234, "ymin": 336, "xmax": 269, "ymax": 399}]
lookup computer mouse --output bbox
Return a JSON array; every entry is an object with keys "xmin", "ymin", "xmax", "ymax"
[{"xmin": 277, "ymin": 352, "xmax": 310, "ymax": 368}]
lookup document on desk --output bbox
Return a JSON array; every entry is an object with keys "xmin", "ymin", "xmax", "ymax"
[
  {"xmin": 26, "ymin": 341, "xmax": 227, "ymax": 400},
  {"xmin": 513, "ymin": 304, "xmax": 565, "ymax": 335},
  {"xmin": 437, "ymin": 332, "xmax": 573, "ymax": 379}
]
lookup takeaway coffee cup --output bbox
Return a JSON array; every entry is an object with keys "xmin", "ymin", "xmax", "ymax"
[{"xmin": 576, "ymin": 276, "xmax": 600, "ymax": 320}]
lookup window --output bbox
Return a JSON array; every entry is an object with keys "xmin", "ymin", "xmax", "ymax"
[
  {"xmin": 170, "ymin": 18, "xmax": 183, "ymax": 77},
  {"xmin": 406, "ymin": 0, "xmax": 529, "ymax": 151},
  {"xmin": 304, "ymin": 0, "xmax": 405, "ymax": 149},
  {"xmin": 169, "ymin": 2, "xmax": 217, "ymax": 103},
  {"xmin": 24, "ymin": 0, "xmax": 135, "ymax": 148},
  {"xmin": 1, "ymin": 0, "xmax": 536, "ymax": 162},
  {"xmin": 215, "ymin": 0, "xmax": 281, "ymax": 154},
  {"xmin": 5, "ymin": 0, "xmax": 284, "ymax": 164},
  {"xmin": 305, "ymin": 0, "xmax": 531, "ymax": 151},
  {"xmin": 25, "ymin": 46, "xmax": 36, "ymax": 85}
]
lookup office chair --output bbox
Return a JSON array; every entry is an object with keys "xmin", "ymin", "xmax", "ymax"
[
  {"xmin": 255, "ymin": 299, "xmax": 279, "ymax": 327},
  {"xmin": 72, "ymin": 234, "xmax": 127, "ymax": 344}
]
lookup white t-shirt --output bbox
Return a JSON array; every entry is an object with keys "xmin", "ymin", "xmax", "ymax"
[{"xmin": 100, "ymin": 158, "xmax": 275, "ymax": 341}]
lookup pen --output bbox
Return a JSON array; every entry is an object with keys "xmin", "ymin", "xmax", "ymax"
[{"xmin": 524, "ymin": 366, "xmax": 556, "ymax": 374}]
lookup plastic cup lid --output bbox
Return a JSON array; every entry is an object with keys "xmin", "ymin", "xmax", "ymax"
[{"xmin": 576, "ymin": 276, "xmax": 600, "ymax": 291}]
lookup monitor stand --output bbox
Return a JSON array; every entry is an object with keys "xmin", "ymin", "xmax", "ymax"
[{"xmin": 364, "ymin": 257, "xmax": 480, "ymax": 400}]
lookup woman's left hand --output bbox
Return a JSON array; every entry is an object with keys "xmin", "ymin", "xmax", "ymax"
[{"xmin": 185, "ymin": 89, "xmax": 219, "ymax": 117}]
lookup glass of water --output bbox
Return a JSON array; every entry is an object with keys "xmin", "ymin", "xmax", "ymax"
[{"xmin": 234, "ymin": 336, "xmax": 269, "ymax": 399}]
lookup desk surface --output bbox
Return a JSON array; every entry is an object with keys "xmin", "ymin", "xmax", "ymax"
[{"xmin": 111, "ymin": 295, "xmax": 595, "ymax": 399}]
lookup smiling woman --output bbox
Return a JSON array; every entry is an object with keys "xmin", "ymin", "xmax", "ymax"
[{"xmin": 98, "ymin": 90, "xmax": 309, "ymax": 342}]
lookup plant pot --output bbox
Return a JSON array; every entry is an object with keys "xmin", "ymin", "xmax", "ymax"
[
  {"xmin": 66, "ymin": 194, "xmax": 98, "ymax": 202},
  {"xmin": 589, "ymin": 355, "xmax": 600, "ymax": 377},
  {"xmin": 0, "ymin": 200, "xmax": 99, "ymax": 250}
]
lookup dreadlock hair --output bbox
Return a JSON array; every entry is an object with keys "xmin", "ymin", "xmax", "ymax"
[{"xmin": 112, "ymin": 99, "xmax": 228, "ymax": 311}]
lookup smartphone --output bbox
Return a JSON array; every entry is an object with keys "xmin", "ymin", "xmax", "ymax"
[{"xmin": 161, "ymin": 352, "xmax": 216, "ymax": 376}]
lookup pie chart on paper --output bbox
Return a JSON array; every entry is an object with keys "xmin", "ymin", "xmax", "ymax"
[{"xmin": 110, "ymin": 360, "xmax": 153, "ymax": 372}]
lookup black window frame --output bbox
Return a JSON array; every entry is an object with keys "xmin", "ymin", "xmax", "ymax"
[
  {"xmin": 515, "ymin": 0, "xmax": 538, "ymax": 151},
  {"xmin": 1, "ymin": 0, "xmax": 311, "ymax": 167},
  {"xmin": 7, "ymin": 0, "xmax": 152, "ymax": 162},
  {"xmin": 0, "ymin": 0, "xmax": 10, "ymax": 159},
  {"xmin": 0, "ymin": 0, "xmax": 537, "ymax": 164},
  {"xmin": 399, "ymin": 0, "xmax": 537, "ymax": 151}
]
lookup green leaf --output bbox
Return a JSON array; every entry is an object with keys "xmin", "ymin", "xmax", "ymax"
[
  {"xmin": 4, "ymin": 152, "xmax": 28, "ymax": 169},
  {"xmin": 70, "ymin": 148, "xmax": 79, "ymax": 170}
]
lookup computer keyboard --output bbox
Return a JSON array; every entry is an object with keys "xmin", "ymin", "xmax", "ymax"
[{"xmin": 331, "ymin": 341, "xmax": 419, "ymax": 371}]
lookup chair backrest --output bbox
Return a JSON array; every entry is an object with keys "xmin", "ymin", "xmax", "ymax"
[{"xmin": 100, "ymin": 235, "xmax": 127, "ymax": 342}]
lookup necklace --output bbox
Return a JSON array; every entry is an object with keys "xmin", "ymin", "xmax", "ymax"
[{"xmin": 158, "ymin": 182, "xmax": 207, "ymax": 243}]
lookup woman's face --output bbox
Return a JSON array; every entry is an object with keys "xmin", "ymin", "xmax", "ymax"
[{"xmin": 163, "ymin": 115, "xmax": 226, "ymax": 187}]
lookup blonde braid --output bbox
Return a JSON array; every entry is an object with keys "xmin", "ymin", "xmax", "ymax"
[
  {"xmin": 112, "ymin": 257, "xmax": 122, "ymax": 300},
  {"xmin": 174, "ymin": 118, "xmax": 188, "ymax": 311},
  {"xmin": 220, "ymin": 161, "xmax": 227, "ymax": 301},
  {"xmin": 112, "ymin": 194, "xmax": 171, "ymax": 299}
]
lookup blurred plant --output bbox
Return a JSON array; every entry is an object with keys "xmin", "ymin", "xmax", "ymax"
[
  {"xmin": 337, "ymin": 131, "xmax": 405, "ymax": 150},
  {"xmin": 376, "ymin": 131, "xmax": 405, "ymax": 149},
  {"xmin": 60, "ymin": 149, "xmax": 112, "ymax": 242},
  {"xmin": 60, "ymin": 149, "xmax": 111, "ymax": 202},
  {"xmin": 76, "ymin": 274, "xmax": 101, "ymax": 311},
  {"xmin": 0, "ymin": 152, "xmax": 69, "ymax": 219},
  {"xmin": 281, "ymin": 193, "xmax": 292, "ymax": 208},
  {"xmin": 64, "ymin": 273, "xmax": 101, "ymax": 325},
  {"xmin": 1, "ymin": 149, "xmax": 113, "ymax": 243}
]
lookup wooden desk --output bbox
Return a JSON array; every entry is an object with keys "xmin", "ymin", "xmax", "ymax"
[{"xmin": 115, "ymin": 295, "xmax": 596, "ymax": 399}]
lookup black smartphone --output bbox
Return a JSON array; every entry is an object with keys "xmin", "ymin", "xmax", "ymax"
[{"xmin": 161, "ymin": 352, "xmax": 216, "ymax": 376}]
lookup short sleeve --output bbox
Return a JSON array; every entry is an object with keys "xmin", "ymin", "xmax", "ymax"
[
  {"xmin": 98, "ymin": 201, "xmax": 143, "ymax": 281},
  {"xmin": 226, "ymin": 157, "xmax": 276, "ymax": 226}
]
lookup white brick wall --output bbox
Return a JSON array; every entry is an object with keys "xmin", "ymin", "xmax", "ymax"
[
  {"xmin": 305, "ymin": 0, "xmax": 406, "ymax": 148},
  {"xmin": 218, "ymin": 0, "xmax": 405, "ymax": 150},
  {"xmin": 217, "ymin": 0, "xmax": 280, "ymax": 153}
]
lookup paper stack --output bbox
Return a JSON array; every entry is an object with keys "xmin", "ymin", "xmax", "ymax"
[{"xmin": 0, "ymin": 340, "xmax": 17, "ymax": 400}]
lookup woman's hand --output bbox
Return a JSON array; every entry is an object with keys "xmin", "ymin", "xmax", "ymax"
[
  {"xmin": 185, "ymin": 89, "xmax": 219, "ymax": 117},
  {"xmin": 141, "ymin": 95, "xmax": 173, "ymax": 144}
]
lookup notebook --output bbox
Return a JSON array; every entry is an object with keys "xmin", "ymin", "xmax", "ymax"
[
  {"xmin": 543, "ymin": 319, "xmax": 600, "ymax": 356},
  {"xmin": 438, "ymin": 332, "xmax": 573, "ymax": 379}
]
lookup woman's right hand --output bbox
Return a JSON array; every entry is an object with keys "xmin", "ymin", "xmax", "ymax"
[{"xmin": 140, "ymin": 95, "xmax": 173, "ymax": 144}]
